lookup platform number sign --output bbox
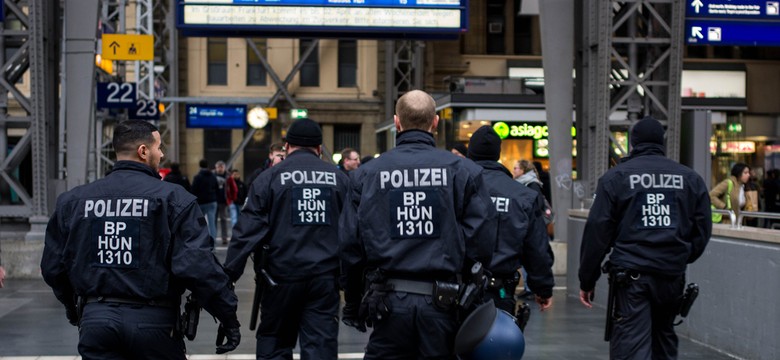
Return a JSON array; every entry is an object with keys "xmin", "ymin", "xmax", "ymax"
[
  {"xmin": 131, "ymin": 98, "xmax": 160, "ymax": 120},
  {"xmin": 97, "ymin": 82, "xmax": 137, "ymax": 109}
]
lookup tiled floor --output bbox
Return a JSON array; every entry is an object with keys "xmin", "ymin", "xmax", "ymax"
[{"xmin": 0, "ymin": 248, "xmax": 741, "ymax": 359}]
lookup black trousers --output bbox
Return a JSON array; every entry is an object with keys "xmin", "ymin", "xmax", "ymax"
[
  {"xmin": 610, "ymin": 273, "xmax": 685, "ymax": 360},
  {"xmin": 484, "ymin": 287, "xmax": 517, "ymax": 316},
  {"xmin": 78, "ymin": 302, "xmax": 184, "ymax": 360},
  {"xmin": 256, "ymin": 275, "xmax": 339, "ymax": 360},
  {"xmin": 364, "ymin": 292, "xmax": 458, "ymax": 360}
]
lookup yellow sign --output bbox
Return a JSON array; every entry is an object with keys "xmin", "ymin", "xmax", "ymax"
[
  {"xmin": 101, "ymin": 34, "xmax": 154, "ymax": 61},
  {"xmin": 265, "ymin": 107, "xmax": 278, "ymax": 119}
]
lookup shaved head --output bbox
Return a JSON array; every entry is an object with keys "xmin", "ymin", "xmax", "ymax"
[{"xmin": 395, "ymin": 90, "xmax": 437, "ymax": 131}]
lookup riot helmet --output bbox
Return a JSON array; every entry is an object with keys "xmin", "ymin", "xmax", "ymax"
[{"xmin": 454, "ymin": 300, "xmax": 525, "ymax": 360}]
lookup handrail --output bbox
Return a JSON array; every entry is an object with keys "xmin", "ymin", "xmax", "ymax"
[
  {"xmin": 711, "ymin": 209, "xmax": 736, "ymax": 227},
  {"xmin": 736, "ymin": 211, "xmax": 780, "ymax": 230}
]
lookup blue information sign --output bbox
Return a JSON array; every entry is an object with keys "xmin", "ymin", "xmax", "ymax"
[
  {"xmin": 176, "ymin": 0, "xmax": 468, "ymax": 39},
  {"xmin": 686, "ymin": 19, "xmax": 780, "ymax": 46},
  {"xmin": 97, "ymin": 82, "xmax": 137, "ymax": 109},
  {"xmin": 686, "ymin": 0, "xmax": 780, "ymax": 19},
  {"xmin": 186, "ymin": 104, "xmax": 247, "ymax": 129},
  {"xmin": 685, "ymin": 0, "xmax": 780, "ymax": 46}
]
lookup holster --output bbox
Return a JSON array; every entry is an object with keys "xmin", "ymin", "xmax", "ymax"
[
  {"xmin": 674, "ymin": 283, "xmax": 699, "ymax": 326},
  {"xmin": 516, "ymin": 302, "xmax": 531, "ymax": 331},
  {"xmin": 180, "ymin": 294, "xmax": 201, "ymax": 341},
  {"xmin": 603, "ymin": 262, "xmax": 636, "ymax": 341}
]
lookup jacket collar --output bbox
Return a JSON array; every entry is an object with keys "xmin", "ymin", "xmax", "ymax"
[
  {"xmin": 109, "ymin": 160, "xmax": 161, "ymax": 179},
  {"xmin": 624, "ymin": 143, "xmax": 666, "ymax": 162},
  {"xmin": 475, "ymin": 160, "xmax": 513, "ymax": 178},
  {"xmin": 396, "ymin": 129, "xmax": 436, "ymax": 147}
]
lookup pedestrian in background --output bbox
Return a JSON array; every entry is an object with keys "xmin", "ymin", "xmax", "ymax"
[
  {"xmin": 163, "ymin": 162, "xmax": 191, "ymax": 192},
  {"xmin": 230, "ymin": 168, "xmax": 247, "ymax": 225},
  {"xmin": 214, "ymin": 160, "xmax": 237, "ymax": 244},
  {"xmin": 340, "ymin": 90, "xmax": 497, "ymax": 358},
  {"xmin": 710, "ymin": 163, "xmax": 751, "ymax": 225},
  {"xmin": 248, "ymin": 142, "xmax": 285, "ymax": 186},
  {"xmin": 41, "ymin": 120, "xmax": 240, "ymax": 359},
  {"xmin": 468, "ymin": 125, "xmax": 554, "ymax": 316},
  {"xmin": 339, "ymin": 147, "xmax": 361, "ymax": 174},
  {"xmin": 0, "ymin": 244, "xmax": 5, "ymax": 288},
  {"xmin": 579, "ymin": 116, "xmax": 711, "ymax": 359},
  {"xmin": 192, "ymin": 159, "xmax": 219, "ymax": 239},
  {"xmin": 450, "ymin": 142, "xmax": 468, "ymax": 158},
  {"xmin": 225, "ymin": 118, "xmax": 348, "ymax": 360}
]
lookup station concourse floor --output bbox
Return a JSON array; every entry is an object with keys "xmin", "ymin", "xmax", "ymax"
[{"xmin": 0, "ymin": 247, "xmax": 738, "ymax": 360}]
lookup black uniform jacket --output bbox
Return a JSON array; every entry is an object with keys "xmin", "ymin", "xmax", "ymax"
[
  {"xmin": 42, "ymin": 161, "xmax": 238, "ymax": 326},
  {"xmin": 579, "ymin": 144, "xmax": 712, "ymax": 291},
  {"xmin": 476, "ymin": 160, "xmax": 554, "ymax": 299},
  {"xmin": 339, "ymin": 130, "xmax": 497, "ymax": 300},
  {"xmin": 224, "ymin": 149, "xmax": 349, "ymax": 282}
]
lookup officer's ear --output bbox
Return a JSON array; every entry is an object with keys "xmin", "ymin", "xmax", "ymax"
[
  {"xmin": 137, "ymin": 143, "xmax": 148, "ymax": 161},
  {"xmin": 394, "ymin": 115, "xmax": 402, "ymax": 132},
  {"xmin": 431, "ymin": 115, "xmax": 440, "ymax": 133}
]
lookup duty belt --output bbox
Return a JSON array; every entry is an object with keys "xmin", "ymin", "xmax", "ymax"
[
  {"xmin": 85, "ymin": 296, "xmax": 176, "ymax": 308},
  {"xmin": 385, "ymin": 278, "xmax": 435, "ymax": 296}
]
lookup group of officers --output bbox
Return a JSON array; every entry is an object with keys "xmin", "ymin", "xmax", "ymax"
[{"xmin": 40, "ymin": 89, "xmax": 711, "ymax": 360}]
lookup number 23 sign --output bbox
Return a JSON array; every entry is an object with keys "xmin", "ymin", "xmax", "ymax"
[{"xmin": 97, "ymin": 82, "xmax": 160, "ymax": 120}]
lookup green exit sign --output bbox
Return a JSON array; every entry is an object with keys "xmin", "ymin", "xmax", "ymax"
[{"xmin": 290, "ymin": 109, "xmax": 308, "ymax": 119}]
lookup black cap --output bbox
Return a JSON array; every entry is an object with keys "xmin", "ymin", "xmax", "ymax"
[
  {"xmin": 630, "ymin": 116, "xmax": 665, "ymax": 147},
  {"xmin": 468, "ymin": 125, "xmax": 501, "ymax": 161},
  {"xmin": 285, "ymin": 118, "xmax": 322, "ymax": 147}
]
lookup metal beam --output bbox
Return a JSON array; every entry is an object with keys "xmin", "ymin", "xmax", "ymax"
[
  {"xmin": 64, "ymin": 0, "xmax": 99, "ymax": 190},
  {"xmin": 577, "ymin": 0, "xmax": 684, "ymax": 199}
]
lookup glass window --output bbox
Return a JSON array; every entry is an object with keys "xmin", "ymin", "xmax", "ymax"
[
  {"xmin": 299, "ymin": 39, "xmax": 320, "ymax": 87},
  {"xmin": 247, "ymin": 38, "xmax": 267, "ymax": 86},
  {"xmin": 207, "ymin": 38, "xmax": 227, "ymax": 85},
  {"xmin": 338, "ymin": 40, "xmax": 357, "ymax": 87},
  {"xmin": 334, "ymin": 124, "xmax": 361, "ymax": 151}
]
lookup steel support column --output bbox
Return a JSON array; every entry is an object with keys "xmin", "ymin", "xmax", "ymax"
[
  {"xmin": 577, "ymin": 0, "xmax": 684, "ymax": 199},
  {"xmin": 64, "ymin": 0, "xmax": 99, "ymax": 190},
  {"xmin": 539, "ymin": 0, "xmax": 575, "ymax": 243},
  {"xmin": 382, "ymin": 40, "xmax": 424, "ymax": 141}
]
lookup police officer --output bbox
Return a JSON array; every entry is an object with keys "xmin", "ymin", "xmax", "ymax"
[
  {"xmin": 340, "ymin": 90, "xmax": 497, "ymax": 359},
  {"xmin": 467, "ymin": 126, "xmax": 554, "ymax": 316},
  {"xmin": 578, "ymin": 116, "xmax": 711, "ymax": 359},
  {"xmin": 224, "ymin": 118, "xmax": 349, "ymax": 360},
  {"xmin": 41, "ymin": 120, "xmax": 240, "ymax": 359}
]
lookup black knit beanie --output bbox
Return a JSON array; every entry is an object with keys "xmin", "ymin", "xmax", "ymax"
[
  {"xmin": 468, "ymin": 125, "xmax": 501, "ymax": 161},
  {"xmin": 630, "ymin": 116, "xmax": 665, "ymax": 147},
  {"xmin": 285, "ymin": 118, "xmax": 322, "ymax": 147}
]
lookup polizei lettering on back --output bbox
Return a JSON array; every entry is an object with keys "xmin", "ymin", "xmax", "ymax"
[
  {"xmin": 84, "ymin": 199, "xmax": 149, "ymax": 218},
  {"xmin": 280, "ymin": 170, "xmax": 337, "ymax": 186},
  {"xmin": 379, "ymin": 168, "xmax": 448, "ymax": 189},
  {"xmin": 628, "ymin": 173, "xmax": 684, "ymax": 190}
]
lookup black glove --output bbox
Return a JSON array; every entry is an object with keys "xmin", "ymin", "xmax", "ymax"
[
  {"xmin": 215, "ymin": 324, "xmax": 241, "ymax": 354},
  {"xmin": 359, "ymin": 285, "xmax": 391, "ymax": 324},
  {"xmin": 65, "ymin": 305, "xmax": 79, "ymax": 326},
  {"xmin": 342, "ymin": 301, "xmax": 367, "ymax": 332}
]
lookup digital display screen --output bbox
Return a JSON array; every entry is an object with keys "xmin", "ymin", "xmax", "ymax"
[
  {"xmin": 177, "ymin": 0, "xmax": 468, "ymax": 39},
  {"xmin": 186, "ymin": 104, "xmax": 247, "ymax": 128}
]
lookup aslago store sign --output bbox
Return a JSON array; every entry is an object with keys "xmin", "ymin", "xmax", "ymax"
[{"xmin": 492, "ymin": 121, "xmax": 576, "ymax": 140}]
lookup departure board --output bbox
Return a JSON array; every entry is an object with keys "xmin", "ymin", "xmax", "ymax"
[{"xmin": 177, "ymin": 0, "xmax": 468, "ymax": 39}]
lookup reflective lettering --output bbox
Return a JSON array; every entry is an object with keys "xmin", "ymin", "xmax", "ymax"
[{"xmin": 379, "ymin": 168, "xmax": 448, "ymax": 189}]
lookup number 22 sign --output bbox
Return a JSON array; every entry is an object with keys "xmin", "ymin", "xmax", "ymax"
[{"xmin": 97, "ymin": 82, "xmax": 136, "ymax": 109}]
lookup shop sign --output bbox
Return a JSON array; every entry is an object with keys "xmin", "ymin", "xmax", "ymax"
[
  {"xmin": 709, "ymin": 140, "xmax": 756, "ymax": 153},
  {"xmin": 492, "ymin": 121, "xmax": 576, "ymax": 140}
]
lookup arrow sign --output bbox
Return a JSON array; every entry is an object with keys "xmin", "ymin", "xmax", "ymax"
[
  {"xmin": 108, "ymin": 41, "xmax": 120, "ymax": 55},
  {"xmin": 101, "ymin": 34, "xmax": 153, "ymax": 61},
  {"xmin": 692, "ymin": 26, "xmax": 704, "ymax": 39},
  {"xmin": 691, "ymin": 0, "xmax": 704, "ymax": 13}
]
